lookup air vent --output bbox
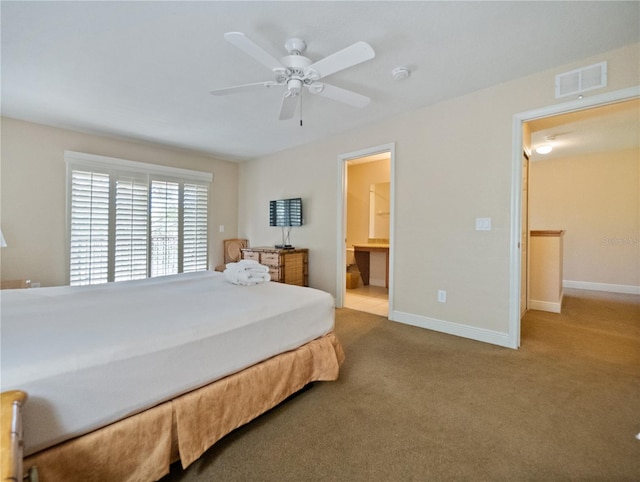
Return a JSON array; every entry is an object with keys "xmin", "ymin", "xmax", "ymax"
[{"xmin": 555, "ymin": 61, "xmax": 607, "ymax": 98}]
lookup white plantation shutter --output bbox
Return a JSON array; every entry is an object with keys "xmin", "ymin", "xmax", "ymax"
[
  {"xmin": 150, "ymin": 180, "xmax": 180, "ymax": 277},
  {"xmin": 115, "ymin": 176, "xmax": 149, "ymax": 282},
  {"xmin": 70, "ymin": 170, "xmax": 110, "ymax": 285},
  {"xmin": 66, "ymin": 151, "xmax": 211, "ymax": 285},
  {"xmin": 183, "ymin": 183, "xmax": 209, "ymax": 272}
]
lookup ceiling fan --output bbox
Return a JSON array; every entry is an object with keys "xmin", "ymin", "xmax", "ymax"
[{"xmin": 210, "ymin": 32, "xmax": 375, "ymax": 120}]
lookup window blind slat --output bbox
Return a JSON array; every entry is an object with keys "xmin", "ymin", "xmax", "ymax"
[
  {"xmin": 115, "ymin": 176, "xmax": 149, "ymax": 282},
  {"xmin": 183, "ymin": 183, "xmax": 208, "ymax": 272},
  {"xmin": 69, "ymin": 170, "xmax": 110, "ymax": 286},
  {"xmin": 150, "ymin": 180, "xmax": 180, "ymax": 278}
]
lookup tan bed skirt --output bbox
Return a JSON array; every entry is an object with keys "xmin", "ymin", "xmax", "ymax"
[{"xmin": 24, "ymin": 332, "xmax": 344, "ymax": 482}]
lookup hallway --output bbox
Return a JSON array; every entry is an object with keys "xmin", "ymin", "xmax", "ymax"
[{"xmin": 521, "ymin": 288, "xmax": 640, "ymax": 365}]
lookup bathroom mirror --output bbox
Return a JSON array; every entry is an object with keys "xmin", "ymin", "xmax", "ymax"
[{"xmin": 368, "ymin": 182, "xmax": 390, "ymax": 240}]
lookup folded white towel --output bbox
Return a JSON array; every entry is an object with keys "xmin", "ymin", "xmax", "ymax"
[
  {"xmin": 238, "ymin": 259, "xmax": 260, "ymax": 267},
  {"xmin": 225, "ymin": 269, "xmax": 271, "ymax": 286},
  {"xmin": 237, "ymin": 270, "xmax": 271, "ymax": 284},
  {"xmin": 246, "ymin": 266, "xmax": 269, "ymax": 274},
  {"xmin": 225, "ymin": 262, "xmax": 268, "ymax": 273},
  {"xmin": 224, "ymin": 268, "xmax": 246, "ymax": 285},
  {"xmin": 224, "ymin": 261, "xmax": 271, "ymax": 285}
]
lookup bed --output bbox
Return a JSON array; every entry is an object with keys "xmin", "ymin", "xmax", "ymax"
[{"xmin": 0, "ymin": 271, "xmax": 344, "ymax": 481}]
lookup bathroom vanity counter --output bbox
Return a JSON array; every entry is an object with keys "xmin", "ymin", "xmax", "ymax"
[
  {"xmin": 353, "ymin": 243, "xmax": 389, "ymax": 249},
  {"xmin": 353, "ymin": 244, "xmax": 389, "ymax": 288}
]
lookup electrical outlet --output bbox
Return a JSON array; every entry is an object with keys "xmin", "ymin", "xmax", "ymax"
[
  {"xmin": 438, "ymin": 290, "xmax": 447, "ymax": 303},
  {"xmin": 219, "ymin": 225, "xmax": 225, "ymax": 233}
]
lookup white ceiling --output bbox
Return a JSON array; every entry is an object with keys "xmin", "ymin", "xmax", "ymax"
[{"xmin": 2, "ymin": 1, "xmax": 639, "ymax": 161}]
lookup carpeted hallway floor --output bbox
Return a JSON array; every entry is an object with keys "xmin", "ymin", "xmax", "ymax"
[{"xmin": 162, "ymin": 289, "xmax": 639, "ymax": 481}]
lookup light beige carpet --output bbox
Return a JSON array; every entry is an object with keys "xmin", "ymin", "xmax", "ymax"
[{"xmin": 162, "ymin": 289, "xmax": 639, "ymax": 481}]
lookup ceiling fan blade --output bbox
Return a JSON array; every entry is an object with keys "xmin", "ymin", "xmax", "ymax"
[
  {"xmin": 307, "ymin": 41, "xmax": 375, "ymax": 79},
  {"xmin": 308, "ymin": 83, "xmax": 371, "ymax": 108},
  {"xmin": 210, "ymin": 81, "xmax": 280, "ymax": 96},
  {"xmin": 224, "ymin": 32, "xmax": 284, "ymax": 72},
  {"xmin": 279, "ymin": 92, "xmax": 299, "ymax": 120}
]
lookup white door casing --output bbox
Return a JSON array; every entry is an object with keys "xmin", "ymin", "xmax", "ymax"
[{"xmin": 336, "ymin": 143, "xmax": 395, "ymax": 314}]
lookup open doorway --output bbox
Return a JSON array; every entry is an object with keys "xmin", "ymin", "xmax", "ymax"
[
  {"xmin": 510, "ymin": 87, "xmax": 639, "ymax": 348},
  {"xmin": 337, "ymin": 143, "xmax": 395, "ymax": 317}
]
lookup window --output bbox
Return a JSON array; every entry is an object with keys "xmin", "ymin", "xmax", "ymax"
[
  {"xmin": 150, "ymin": 180, "xmax": 179, "ymax": 277},
  {"xmin": 66, "ymin": 151, "xmax": 212, "ymax": 286}
]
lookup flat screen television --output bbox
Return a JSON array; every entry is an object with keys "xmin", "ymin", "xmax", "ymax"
[{"xmin": 269, "ymin": 198, "xmax": 303, "ymax": 227}]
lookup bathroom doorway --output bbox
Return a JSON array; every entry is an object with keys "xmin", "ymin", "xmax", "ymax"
[{"xmin": 337, "ymin": 143, "xmax": 395, "ymax": 317}]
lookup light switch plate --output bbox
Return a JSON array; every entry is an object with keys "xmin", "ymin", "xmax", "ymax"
[{"xmin": 476, "ymin": 217, "xmax": 491, "ymax": 231}]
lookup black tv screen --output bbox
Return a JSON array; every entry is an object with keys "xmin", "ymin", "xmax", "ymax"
[{"xmin": 270, "ymin": 198, "xmax": 302, "ymax": 227}]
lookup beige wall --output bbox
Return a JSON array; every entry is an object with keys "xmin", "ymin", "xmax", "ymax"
[
  {"xmin": 347, "ymin": 158, "xmax": 390, "ymax": 247},
  {"xmin": 529, "ymin": 148, "xmax": 639, "ymax": 288},
  {"xmin": 0, "ymin": 118, "xmax": 239, "ymax": 287},
  {"xmin": 239, "ymin": 43, "xmax": 639, "ymax": 342},
  {"xmin": 2, "ymin": 42, "xmax": 636, "ymax": 344}
]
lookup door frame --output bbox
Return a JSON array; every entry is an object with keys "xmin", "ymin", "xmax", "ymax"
[
  {"xmin": 520, "ymin": 148, "xmax": 530, "ymax": 320},
  {"xmin": 336, "ymin": 142, "xmax": 396, "ymax": 313},
  {"xmin": 508, "ymin": 85, "xmax": 640, "ymax": 348}
]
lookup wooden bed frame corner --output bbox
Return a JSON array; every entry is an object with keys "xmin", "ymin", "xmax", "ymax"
[{"xmin": 1, "ymin": 390, "xmax": 38, "ymax": 482}]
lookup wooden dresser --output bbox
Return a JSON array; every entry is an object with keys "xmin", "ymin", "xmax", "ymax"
[{"xmin": 241, "ymin": 247, "xmax": 308, "ymax": 287}]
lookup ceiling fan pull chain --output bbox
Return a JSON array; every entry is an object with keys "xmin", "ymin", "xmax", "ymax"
[{"xmin": 300, "ymin": 93, "xmax": 303, "ymax": 127}]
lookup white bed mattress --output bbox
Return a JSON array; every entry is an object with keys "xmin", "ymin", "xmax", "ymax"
[{"xmin": 0, "ymin": 271, "xmax": 335, "ymax": 456}]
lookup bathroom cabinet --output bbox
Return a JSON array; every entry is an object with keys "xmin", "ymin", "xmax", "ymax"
[{"xmin": 353, "ymin": 244, "xmax": 389, "ymax": 288}]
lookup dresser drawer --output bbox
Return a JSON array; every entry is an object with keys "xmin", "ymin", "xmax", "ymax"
[
  {"xmin": 268, "ymin": 268, "xmax": 281, "ymax": 282},
  {"xmin": 260, "ymin": 252, "xmax": 280, "ymax": 266},
  {"xmin": 242, "ymin": 251, "xmax": 260, "ymax": 261}
]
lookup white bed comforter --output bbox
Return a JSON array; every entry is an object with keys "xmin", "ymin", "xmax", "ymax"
[{"xmin": 0, "ymin": 271, "xmax": 334, "ymax": 455}]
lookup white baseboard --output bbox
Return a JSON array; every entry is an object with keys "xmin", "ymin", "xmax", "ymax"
[
  {"xmin": 528, "ymin": 299, "xmax": 562, "ymax": 313},
  {"xmin": 390, "ymin": 310, "xmax": 512, "ymax": 348},
  {"xmin": 563, "ymin": 280, "xmax": 640, "ymax": 295}
]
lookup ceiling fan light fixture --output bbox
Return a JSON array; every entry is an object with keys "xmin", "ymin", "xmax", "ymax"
[
  {"xmin": 273, "ymin": 68, "xmax": 288, "ymax": 83},
  {"xmin": 305, "ymin": 68, "xmax": 320, "ymax": 81},
  {"xmin": 308, "ymin": 84, "xmax": 324, "ymax": 94},
  {"xmin": 287, "ymin": 78, "xmax": 303, "ymax": 95}
]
